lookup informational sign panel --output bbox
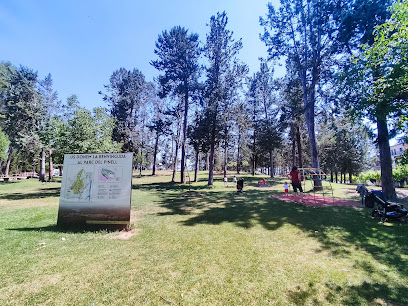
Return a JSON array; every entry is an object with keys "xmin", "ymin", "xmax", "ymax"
[{"xmin": 57, "ymin": 153, "xmax": 133, "ymax": 226}]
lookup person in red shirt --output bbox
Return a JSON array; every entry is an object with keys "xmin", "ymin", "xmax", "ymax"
[{"xmin": 288, "ymin": 166, "xmax": 303, "ymax": 199}]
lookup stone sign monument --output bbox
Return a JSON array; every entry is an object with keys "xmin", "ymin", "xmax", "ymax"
[{"xmin": 57, "ymin": 153, "xmax": 133, "ymax": 227}]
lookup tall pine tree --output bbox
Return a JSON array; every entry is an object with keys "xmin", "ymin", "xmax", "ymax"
[
  {"xmin": 151, "ymin": 26, "xmax": 201, "ymax": 183},
  {"xmin": 203, "ymin": 12, "xmax": 246, "ymax": 185}
]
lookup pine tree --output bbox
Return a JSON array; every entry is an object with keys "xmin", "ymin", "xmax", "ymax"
[
  {"xmin": 260, "ymin": 0, "xmax": 342, "ymax": 176},
  {"xmin": 2, "ymin": 66, "xmax": 43, "ymax": 176},
  {"xmin": 101, "ymin": 68, "xmax": 147, "ymax": 153},
  {"xmin": 203, "ymin": 12, "xmax": 247, "ymax": 185},
  {"xmin": 38, "ymin": 73, "xmax": 60, "ymax": 181},
  {"xmin": 151, "ymin": 26, "xmax": 201, "ymax": 183}
]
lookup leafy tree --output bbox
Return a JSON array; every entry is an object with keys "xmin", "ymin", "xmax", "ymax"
[
  {"xmin": 50, "ymin": 95, "xmax": 81, "ymax": 166},
  {"xmin": 62, "ymin": 94, "xmax": 81, "ymax": 121},
  {"xmin": 39, "ymin": 74, "xmax": 61, "ymax": 117},
  {"xmin": 336, "ymin": 0, "xmax": 395, "ymax": 52},
  {"xmin": 0, "ymin": 127, "xmax": 9, "ymax": 161},
  {"xmin": 362, "ymin": 0, "xmax": 408, "ymax": 113},
  {"xmin": 164, "ymin": 99, "xmax": 184, "ymax": 182},
  {"xmin": 151, "ymin": 26, "xmax": 201, "ymax": 184},
  {"xmin": 339, "ymin": 0, "xmax": 399, "ymax": 199},
  {"xmin": 1, "ymin": 65, "xmax": 43, "ymax": 176},
  {"xmin": 188, "ymin": 112, "xmax": 210, "ymax": 182},
  {"xmin": 38, "ymin": 73, "xmax": 60, "ymax": 181},
  {"xmin": 148, "ymin": 96, "xmax": 171, "ymax": 177},
  {"xmin": 0, "ymin": 62, "xmax": 16, "ymax": 99},
  {"xmin": 256, "ymin": 118, "xmax": 282, "ymax": 176},
  {"xmin": 203, "ymin": 11, "xmax": 247, "ymax": 185},
  {"xmin": 53, "ymin": 103, "xmax": 121, "ymax": 159},
  {"xmin": 318, "ymin": 116, "xmax": 371, "ymax": 183},
  {"xmin": 101, "ymin": 68, "xmax": 147, "ymax": 153},
  {"xmin": 0, "ymin": 127, "xmax": 10, "ymax": 174},
  {"xmin": 232, "ymin": 102, "xmax": 251, "ymax": 174},
  {"xmin": 279, "ymin": 73, "xmax": 306, "ymax": 169},
  {"xmin": 219, "ymin": 62, "xmax": 246, "ymax": 178},
  {"xmin": 149, "ymin": 118, "xmax": 170, "ymax": 175},
  {"xmin": 393, "ymin": 165, "xmax": 408, "ymax": 184},
  {"xmin": 245, "ymin": 61, "xmax": 282, "ymax": 177},
  {"xmin": 397, "ymin": 144, "xmax": 408, "ymax": 166},
  {"xmin": 260, "ymin": 0, "xmax": 341, "ymax": 173},
  {"xmin": 0, "ymin": 62, "xmax": 14, "ymax": 174},
  {"xmin": 246, "ymin": 64, "xmax": 266, "ymax": 175}
]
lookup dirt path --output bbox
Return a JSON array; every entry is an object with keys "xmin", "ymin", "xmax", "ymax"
[{"xmin": 271, "ymin": 194, "xmax": 361, "ymax": 207}]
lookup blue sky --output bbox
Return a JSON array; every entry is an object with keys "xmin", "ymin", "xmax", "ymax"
[{"xmin": 0, "ymin": 0, "xmax": 281, "ymax": 109}]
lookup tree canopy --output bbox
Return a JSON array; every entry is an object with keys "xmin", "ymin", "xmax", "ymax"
[{"xmin": 1, "ymin": 2, "xmax": 406, "ymax": 195}]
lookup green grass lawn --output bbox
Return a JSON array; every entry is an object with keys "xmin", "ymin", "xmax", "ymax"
[{"xmin": 1, "ymin": 172, "xmax": 408, "ymax": 305}]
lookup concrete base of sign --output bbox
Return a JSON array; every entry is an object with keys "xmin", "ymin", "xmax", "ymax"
[{"xmin": 57, "ymin": 220, "xmax": 130, "ymax": 231}]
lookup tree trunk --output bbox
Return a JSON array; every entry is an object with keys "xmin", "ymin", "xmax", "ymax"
[
  {"xmin": 208, "ymin": 134, "xmax": 216, "ymax": 186},
  {"xmin": 223, "ymin": 145, "xmax": 227, "ymax": 178},
  {"xmin": 180, "ymin": 86, "xmax": 189, "ymax": 184},
  {"xmin": 172, "ymin": 143, "xmax": 178, "ymax": 182},
  {"xmin": 172, "ymin": 129, "xmax": 181, "ymax": 183},
  {"xmin": 299, "ymin": 68, "xmax": 321, "ymax": 189},
  {"xmin": 152, "ymin": 132, "xmax": 159, "ymax": 176},
  {"xmin": 335, "ymin": 172, "xmax": 338, "ymax": 184},
  {"xmin": 305, "ymin": 104, "xmax": 319, "ymax": 169},
  {"xmin": 296, "ymin": 125, "xmax": 303, "ymax": 168},
  {"xmin": 39, "ymin": 148, "xmax": 46, "ymax": 182},
  {"xmin": 206, "ymin": 152, "xmax": 209, "ymax": 171},
  {"xmin": 139, "ymin": 150, "xmax": 143, "ymax": 176},
  {"xmin": 237, "ymin": 133, "xmax": 241, "ymax": 174},
  {"xmin": 5, "ymin": 147, "xmax": 12, "ymax": 177},
  {"xmin": 269, "ymin": 150, "xmax": 274, "ymax": 178},
  {"xmin": 252, "ymin": 128, "xmax": 256, "ymax": 176},
  {"xmin": 48, "ymin": 149, "xmax": 53, "ymax": 181},
  {"xmin": 377, "ymin": 117, "xmax": 397, "ymax": 200},
  {"xmin": 171, "ymin": 135, "xmax": 175, "ymax": 171},
  {"xmin": 292, "ymin": 138, "xmax": 296, "ymax": 166},
  {"xmin": 194, "ymin": 150, "xmax": 199, "ymax": 182}
]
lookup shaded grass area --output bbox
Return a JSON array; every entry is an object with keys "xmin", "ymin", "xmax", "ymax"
[
  {"xmin": 0, "ymin": 188, "xmax": 61, "ymax": 201},
  {"xmin": 1, "ymin": 173, "xmax": 408, "ymax": 305}
]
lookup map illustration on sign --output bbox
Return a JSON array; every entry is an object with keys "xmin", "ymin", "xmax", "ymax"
[
  {"xmin": 98, "ymin": 167, "xmax": 123, "ymax": 183},
  {"xmin": 65, "ymin": 168, "xmax": 93, "ymax": 201}
]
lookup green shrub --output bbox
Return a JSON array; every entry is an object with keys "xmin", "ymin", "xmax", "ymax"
[
  {"xmin": 393, "ymin": 166, "xmax": 408, "ymax": 182},
  {"xmin": 356, "ymin": 171, "xmax": 381, "ymax": 184},
  {"xmin": 355, "ymin": 166, "xmax": 408, "ymax": 185}
]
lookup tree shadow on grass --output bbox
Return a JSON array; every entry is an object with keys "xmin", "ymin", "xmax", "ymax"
[
  {"xmin": 175, "ymin": 189, "xmax": 288, "ymax": 230},
  {"xmin": 288, "ymin": 280, "xmax": 408, "ymax": 305},
  {"xmin": 8, "ymin": 224, "xmax": 68, "ymax": 233},
  {"xmin": 132, "ymin": 181, "xmax": 212, "ymax": 193},
  {"xmin": 150, "ymin": 183, "xmax": 408, "ymax": 304},
  {"xmin": 132, "ymin": 175, "xmax": 271, "ymax": 192},
  {"xmin": 7, "ymin": 223, "xmax": 125, "ymax": 233},
  {"xmin": 336, "ymin": 281, "xmax": 408, "ymax": 305},
  {"xmin": 0, "ymin": 187, "xmax": 61, "ymax": 200}
]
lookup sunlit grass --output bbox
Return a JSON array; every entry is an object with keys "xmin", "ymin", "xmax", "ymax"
[{"xmin": 1, "ymin": 172, "xmax": 408, "ymax": 304}]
